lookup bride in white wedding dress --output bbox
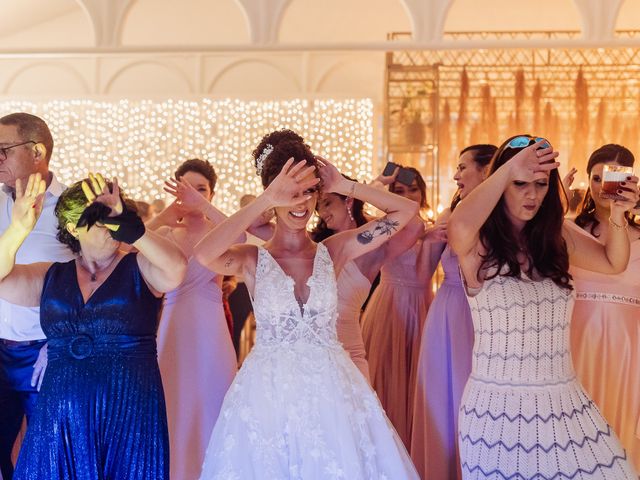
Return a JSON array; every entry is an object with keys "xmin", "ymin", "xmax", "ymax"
[{"xmin": 194, "ymin": 135, "xmax": 420, "ymax": 479}]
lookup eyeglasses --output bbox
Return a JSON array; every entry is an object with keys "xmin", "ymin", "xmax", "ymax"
[
  {"xmin": 506, "ymin": 136, "xmax": 550, "ymax": 149},
  {"xmin": 0, "ymin": 141, "xmax": 36, "ymax": 161}
]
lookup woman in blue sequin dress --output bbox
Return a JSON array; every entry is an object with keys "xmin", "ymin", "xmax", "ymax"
[{"xmin": 0, "ymin": 173, "xmax": 187, "ymax": 480}]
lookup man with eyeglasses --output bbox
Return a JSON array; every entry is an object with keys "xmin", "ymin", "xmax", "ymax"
[{"xmin": 0, "ymin": 112, "xmax": 73, "ymax": 479}]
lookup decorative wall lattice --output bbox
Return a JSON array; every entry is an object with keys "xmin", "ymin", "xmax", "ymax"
[{"xmin": 385, "ymin": 31, "xmax": 640, "ymax": 205}]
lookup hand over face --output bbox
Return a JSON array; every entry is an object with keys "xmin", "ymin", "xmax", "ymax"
[
  {"xmin": 164, "ymin": 177, "xmax": 209, "ymax": 212},
  {"xmin": 509, "ymin": 140, "xmax": 560, "ymax": 182},
  {"xmin": 263, "ymin": 158, "xmax": 320, "ymax": 208},
  {"xmin": 81, "ymin": 172, "xmax": 123, "ymax": 217}
]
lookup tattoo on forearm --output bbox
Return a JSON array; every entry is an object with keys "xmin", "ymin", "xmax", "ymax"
[
  {"xmin": 356, "ymin": 216, "xmax": 400, "ymax": 244},
  {"xmin": 224, "ymin": 257, "xmax": 234, "ymax": 268}
]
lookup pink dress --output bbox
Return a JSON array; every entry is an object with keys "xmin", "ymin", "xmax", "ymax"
[
  {"xmin": 411, "ymin": 245, "xmax": 473, "ymax": 480},
  {"xmin": 158, "ymin": 257, "xmax": 237, "ymax": 480},
  {"xmin": 570, "ymin": 224, "xmax": 640, "ymax": 472},
  {"xmin": 361, "ymin": 240, "xmax": 435, "ymax": 449},
  {"xmin": 336, "ymin": 261, "xmax": 372, "ymax": 381}
]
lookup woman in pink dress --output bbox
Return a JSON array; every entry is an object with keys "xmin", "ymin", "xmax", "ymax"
[
  {"xmin": 312, "ymin": 171, "xmax": 427, "ymax": 381},
  {"xmin": 568, "ymin": 144, "xmax": 640, "ymax": 471},
  {"xmin": 148, "ymin": 159, "xmax": 238, "ymax": 480},
  {"xmin": 360, "ymin": 168, "xmax": 440, "ymax": 449},
  {"xmin": 411, "ymin": 144, "xmax": 497, "ymax": 480}
]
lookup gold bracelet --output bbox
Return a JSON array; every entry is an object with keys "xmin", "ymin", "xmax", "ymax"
[{"xmin": 608, "ymin": 216, "xmax": 629, "ymax": 230}]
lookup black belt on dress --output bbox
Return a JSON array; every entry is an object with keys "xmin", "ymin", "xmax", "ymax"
[{"xmin": 47, "ymin": 334, "xmax": 157, "ymax": 360}]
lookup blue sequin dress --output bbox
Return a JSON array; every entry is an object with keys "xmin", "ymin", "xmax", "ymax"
[{"xmin": 14, "ymin": 253, "xmax": 169, "ymax": 480}]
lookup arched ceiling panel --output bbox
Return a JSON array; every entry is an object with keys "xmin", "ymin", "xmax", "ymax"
[
  {"xmin": 444, "ymin": 0, "xmax": 582, "ymax": 32},
  {"xmin": 615, "ymin": 0, "xmax": 640, "ymax": 30},
  {"xmin": 0, "ymin": 0, "xmax": 92, "ymax": 48},
  {"xmin": 279, "ymin": 0, "xmax": 411, "ymax": 43},
  {"xmin": 121, "ymin": 0, "xmax": 249, "ymax": 45}
]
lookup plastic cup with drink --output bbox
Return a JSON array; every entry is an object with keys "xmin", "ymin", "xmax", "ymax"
[{"xmin": 600, "ymin": 164, "xmax": 634, "ymax": 201}]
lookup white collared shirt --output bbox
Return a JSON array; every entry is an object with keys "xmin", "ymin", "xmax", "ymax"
[{"xmin": 0, "ymin": 172, "xmax": 74, "ymax": 341}]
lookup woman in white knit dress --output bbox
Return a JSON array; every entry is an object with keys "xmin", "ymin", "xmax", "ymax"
[{"xmin": 448, "ymin": 135, "xmax": 638, "ymax": 479}]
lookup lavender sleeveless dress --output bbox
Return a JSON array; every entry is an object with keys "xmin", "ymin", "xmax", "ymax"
[{"xmin": 412, "ymin": 246, "xmax": 473, "ymax": 480}]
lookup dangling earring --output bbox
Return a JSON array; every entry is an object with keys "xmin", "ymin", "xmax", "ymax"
[{"xmin": 346, "ymin": 204, "xmax": 355, "ymax": 222}]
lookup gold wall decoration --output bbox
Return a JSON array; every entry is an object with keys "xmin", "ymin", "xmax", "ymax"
[{"xmin": 385, "ymin": 31, "xmax": 640, "ymax": 207}]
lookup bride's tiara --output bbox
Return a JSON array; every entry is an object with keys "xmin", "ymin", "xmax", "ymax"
[{"xmin": 256, "ymin": 144, "xmax": 274, "ymax": 176}]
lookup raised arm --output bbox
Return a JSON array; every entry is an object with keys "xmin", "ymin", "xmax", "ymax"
[
  {"xmin": 134, "ymin": 229, "xmax": 188, "ymax": 292},
  {"xmin": 145, "ymin": 200, "xmax": 185, "ymax": 231},
  {"xmin": 563, "ymin": 175, "xmax": 639, "ymax": 274},
  {"xmin": 193, "ymin": 158, "xmax": 320, "ymax": 277},
  {"xmin": 155, "ymin": 177, "xmax": 247, "ymax": 243},
  {"xmin": 81, "ymin": 173, "xmax": 187, "ymax": 293},
  {"xmin": 448, "ymin": 141, "xmax": 559, "ymax": 259},
  {"xmin": 422, "ymin": 209, "xmax": 450, "ymax": 269},
  {"xmin": 319, "ymin": 159, "xmax": 419, "ymax": 271},
  {"xmin": 0, "ymin": 173, "xmax": 51, "ymax": 306}
]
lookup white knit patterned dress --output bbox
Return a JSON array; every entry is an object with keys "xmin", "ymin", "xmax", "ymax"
[{"xmin": 458, "ymin": 271, "xmax": 637, "ymax": 479}]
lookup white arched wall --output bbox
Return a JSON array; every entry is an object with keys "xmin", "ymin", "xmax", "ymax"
[
  {"xmin": 207, "ymin": 59, "xmax": 300, "ymax": 96},
  {"xmin": 0, "ymin": 0, "xmax": 637, "ymax": 100},
  {"xmin": 4, "ymin": 63, "xmax": 90, "ymax": 95},
  {"xmin": 313, "ymin": 56, "xmax": 385, "ymax": 98},
  {"xmin": 120, "ymin": 0, "xmax": 250, "ymax": 45},
  {"xmin": 104, "ymin": 61, "xmax": 194, "ymax": 95},
  {"xmin": 279, "ymin": 0, "xmax": 411, "ymax": 42}
]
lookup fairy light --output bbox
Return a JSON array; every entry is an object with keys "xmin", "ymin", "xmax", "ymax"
[{"xmin": 0, "ymin": 98, "xmax": 374, "ymax": 214}]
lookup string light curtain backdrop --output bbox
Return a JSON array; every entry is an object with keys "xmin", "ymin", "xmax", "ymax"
[{"xmin": 0, "ymin": 98, "xmax": 374, "ymax": 212}]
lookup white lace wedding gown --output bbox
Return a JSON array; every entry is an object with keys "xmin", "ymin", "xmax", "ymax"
[{"xmin": 199, "ymin": 243, "xmax": 418, "ymax": 480}]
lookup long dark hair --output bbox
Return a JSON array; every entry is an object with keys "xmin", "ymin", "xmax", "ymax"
[
  {"xmin": 479, "ymin": 134, "xmax": 572, "ymax": 290},
  {"xmin": 451, "ymin": 144, "xmax": 498, "ymax": 211},
  {"xmin": 575, "ymin": 144, "xmax": 638, "ymax": 236},
  {"xmin": 311, "ymin": 175, "xmax": 368, "ymax": 242}
]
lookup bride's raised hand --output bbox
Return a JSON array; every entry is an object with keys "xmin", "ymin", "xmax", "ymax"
[
  {"xmin": 11, "ymin": 173, "xmax": 46, "ymax": 234},
  {"xmin": 508, "ymin": 140, "xmax": 560, "ymax": 181},
  {"xmin": 263, "ymin": 158, "xmax": 320, "ymax": 207}
]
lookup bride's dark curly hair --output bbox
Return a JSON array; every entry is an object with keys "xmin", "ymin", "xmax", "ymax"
[
  {"xmin": 479, "ymin": 134, "xmax": 572, "ymax": 290},
  {"xmin": 252, "ymin": 130, "xmax": 318, "ymax": 188}
]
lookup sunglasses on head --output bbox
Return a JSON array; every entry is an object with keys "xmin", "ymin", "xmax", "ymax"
[{"xmin": 506, "ymin": 136, "xmax": 550, "ymax": 150}]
